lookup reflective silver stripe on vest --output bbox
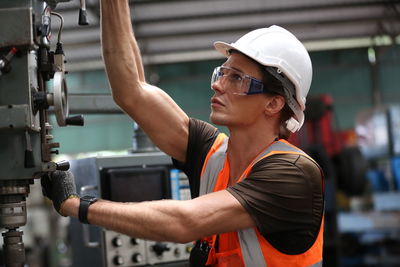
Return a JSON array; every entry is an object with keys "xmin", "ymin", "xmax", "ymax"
[
  {"xmin": 309, "ymin": 260, "xmax": 323, "ymax": 267},
  {"xmin": 200, "ymin": 140, "xmax": 313, "ymax": 267},
  {"xmin": 238, "ymin": 229, "xmax": 267, "ymax": 267},
  {"xmin": 251, "ymin": 141, "xmax": 305, "ymax": 167},
  {"xmin": 239, "ymin": 142, "xmax": 307, "ymax": 266},
  {"xmin": 199, "ymin": 137, "xmax": 228, "ymax": 195}
]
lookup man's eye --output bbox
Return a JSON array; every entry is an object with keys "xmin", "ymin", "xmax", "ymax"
[{"xmin": 231, "ymin": 74, "xmax": 243, "ymax": 81}]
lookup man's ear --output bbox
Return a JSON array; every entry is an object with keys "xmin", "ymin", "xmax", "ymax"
[{"xmin": 264, "ymin": 95, "xmax": 285, "ymax": 116}]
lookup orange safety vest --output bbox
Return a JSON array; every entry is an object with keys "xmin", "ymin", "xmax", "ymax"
[{"xmin": 199, "ymin": 133, "xmax": 324, "ymax": 267}]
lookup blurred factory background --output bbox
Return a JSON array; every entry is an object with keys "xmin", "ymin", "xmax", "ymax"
[{"xmin": 1, "ymin": 0, "xmax": 400, "ymax": 266}]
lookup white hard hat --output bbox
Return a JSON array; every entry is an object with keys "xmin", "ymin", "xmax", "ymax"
[{"xmin": 214, "ymin": 25, "xmax": 312, "ymax": 132}]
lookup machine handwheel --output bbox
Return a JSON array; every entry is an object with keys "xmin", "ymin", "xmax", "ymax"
[{"xmin": 53, "ymin": 71, "xmax": 69, "ymax": 126}]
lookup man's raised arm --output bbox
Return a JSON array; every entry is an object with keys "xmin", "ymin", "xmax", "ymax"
[{"xmin": 100, "ymin": 0, "xmax": 189, "ymax": 162}]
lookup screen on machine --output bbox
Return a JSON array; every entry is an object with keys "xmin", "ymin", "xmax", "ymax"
[{"xmin": 104, "ymin": 167, "xmax": 171, "ymax": 202}]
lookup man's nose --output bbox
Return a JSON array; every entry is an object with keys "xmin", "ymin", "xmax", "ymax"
[{"xmin": 211, "ymin": 78, "xmax": 225, "ymax": 93}]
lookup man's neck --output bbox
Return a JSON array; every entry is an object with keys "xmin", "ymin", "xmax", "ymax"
[{"xmin": 226, "ymin": 121, "xmax": 279, "ymax": 183}]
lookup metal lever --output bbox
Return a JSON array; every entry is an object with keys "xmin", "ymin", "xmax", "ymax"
[
  {"xmin": 56, "ymin": 160, "xmax": 70, "ymax": 171},
  {"xmin": 82, "ymin": 224, "xmax": 99, "ymax": 248},
  {"xmin": 0, "ymin": 47, "xmax": 17, "ymax": 75},
  {"xmin": 66, "ymin": 115, "xmax": 84, "ymax": 126},
  {"xmin": 79, "ymin": 0, "xmax": 89, "ymax": 25},
  {"xmin": 24, "ymin": 131, "xmax": 35, "ymax": 168}
]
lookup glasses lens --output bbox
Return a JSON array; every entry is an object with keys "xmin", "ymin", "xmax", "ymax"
[
  {"xmin": 220, "ymin": 67, "xmax": 245, "ymax": 94},
  {"xmin": 211, "ymin": 66, "xmax": 264, "ymax": 95},
  {"xmin": 211, "ymin": 67, "xmax": 221, "ymax": 87}
]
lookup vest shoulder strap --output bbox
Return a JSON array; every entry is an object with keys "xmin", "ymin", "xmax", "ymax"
[
  {"xmin": 199, "ymin": 133, "xmax": 228, "ymax": 195},
  {"xmin": 253, "ymin": 139, "xmax": 308, "ymax": 164},
  {"xmin": 240, "ymin": 139, "xmax": 314, "ymax": 180}
]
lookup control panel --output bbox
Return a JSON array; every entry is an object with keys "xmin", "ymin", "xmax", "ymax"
[
  {"xmin": 70, "ymin": 155, "xmax": 194, "ymax": 267},
  {"xmin": 103, "ymin": 231, "xmax": 193, "ymax": 266}
]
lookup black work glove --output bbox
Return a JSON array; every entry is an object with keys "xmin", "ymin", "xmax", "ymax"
[{"xmin": 41, "ymin": 170, "xmax": 79, "ymax": 215}]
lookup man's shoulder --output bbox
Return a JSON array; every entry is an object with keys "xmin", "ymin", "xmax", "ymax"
[
  {"xmin": 253, "ymin": 152, "xmax": 321, "ymax": 177},
  {"xmin": 189, "ymin": 118, "xmax": 220, "ymax": 146}
]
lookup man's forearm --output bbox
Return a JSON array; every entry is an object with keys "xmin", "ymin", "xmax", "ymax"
[
  {"xmin": 61, "ymin": 197, "xmax": 195, "ymax": 243},
  {"xmin": 100, "ymin": 0, "xmax": 145, "ymax": 104},
  {"xmin": 60, "ymin": 190, "xmax": 255, "ymax": 245}
]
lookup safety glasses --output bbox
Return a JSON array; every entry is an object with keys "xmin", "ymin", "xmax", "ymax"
[{"xmin": 211, "ymin": 66, "xmax": 264, "ymax": 95}]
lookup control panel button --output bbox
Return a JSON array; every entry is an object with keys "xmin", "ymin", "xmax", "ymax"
[
  {"xmin": 132, "ymin": 253, "xmax": 143, "ymax": 263},
  {"xmin": 113, "ymin": 255, "xmax": 124, "ymax": 266},
  {"xmin": 152, "ymin": 242, "xmax": 171, "ymax": 256},
  {"xmin": 112, "ymin": 237, "xmax": 123, "ymax": 247},
  {"xmin": 174, "ymin": 248, "xmax": 181, "ymax": 257}
]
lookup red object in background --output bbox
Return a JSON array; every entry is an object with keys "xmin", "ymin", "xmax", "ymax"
[{"xmin": 290, "ymin": 94, "xmax": 348, "ymax": 157}]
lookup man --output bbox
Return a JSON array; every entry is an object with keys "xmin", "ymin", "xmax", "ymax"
[{"xmin": 42, "ymin": 1, "xmax": 324, "ymax": 266}]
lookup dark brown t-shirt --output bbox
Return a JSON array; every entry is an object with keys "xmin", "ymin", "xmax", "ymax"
[{"xmin": 172, "ymin": 118, "xmax": 324, "ymax": 254}]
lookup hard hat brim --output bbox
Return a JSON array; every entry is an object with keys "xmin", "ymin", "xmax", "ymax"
[
  {"xmin": 214, "ymin": 41, "xmax": 283, "ymax": 76},
  {"xmin": 214, "ymin": 41, "xmax": 237, "ymax": 58},
  {"xmin": 214, "ymin": 40, "xmax": 271, "ymax": 68}
]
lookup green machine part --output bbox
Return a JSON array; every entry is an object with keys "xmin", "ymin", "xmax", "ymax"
[
  {"xmin": 0, "ymin": 0, "xmax": 53, "ymax": 180},
  {"xmin": 0, "ymin": 1, "xmax": 84, "ymax": 266},
  {"xmin": 0, "ymin": 49, "xmax": 44, "ymax": 180}
]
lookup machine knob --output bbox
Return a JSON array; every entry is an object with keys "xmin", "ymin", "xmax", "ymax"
[
  {"xmin": 112, "ymin": 237, "xmax": 123, "ymax": 247},
  {"xmin": 45, "ymin": 123, "xmax": 53, "ymax": 130},
  {"xmin": 132, "ymin": 253, "xmax": 143, "ymax": 263},
  {"xmin": 113, "ymin": 255, "xmax": 124, "ymax": 266},
  {"xmin": 174, "ymin": 248, "xmax": 181, "ymax": 257},
  {"xmin": 186, "ymin": 244, "xmax": 193, "ymax": 254},
  {"xmin": 56, "ymin": 160, "xmax": 70, "ymax": 171},
  {"xmin": 152, "ymin": 242, "xmax": 170, "ymax": 256},
  {"xmin": 65, "ymin": 115, "xmax": 84, "ymax": 126},
  {"xmin": 0, "ymin": 47, "xmax": 17, "ymax": 73},
  {"xmin": 130, "ymin": 238, "xmax": 138, "ymax": 245},
  {"xmin": 78, "ymin": 0, "xmax": 89, "ymax": 26}
]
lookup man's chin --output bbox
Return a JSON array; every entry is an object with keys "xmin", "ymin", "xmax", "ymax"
[{"xmin": 210, "ymin": 114, "xmax": 227, "ymax": 126}]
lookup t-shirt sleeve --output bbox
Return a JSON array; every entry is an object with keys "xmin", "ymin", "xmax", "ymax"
[
  {"xmin": 226, "ymin": 153, "xmax": 324, "ymax": 255},
  {"xmin": 172, "ymin": 118, "xmax": 219, "ymax": 198}
]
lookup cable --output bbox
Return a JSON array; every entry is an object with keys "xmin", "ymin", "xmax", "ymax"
[{"xmin": 51, "ymin": 12, "xmax": 64, "ymax": 44}]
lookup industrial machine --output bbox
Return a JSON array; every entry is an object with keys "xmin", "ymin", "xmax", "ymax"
[
  {"xmin": 69, "ymin": 152, "xmax": 193, "ymax": 267},
  {"xmin": 0, "ymin": 0, "xmax": 86, "ymax": 265}
]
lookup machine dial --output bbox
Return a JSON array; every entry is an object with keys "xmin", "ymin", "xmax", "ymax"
[
  {"xmin": 53, "ymin": 71, "xmax": 69, "ymax": 126},
  {"xmin": 52, "ymin": 71, "xmax": 84, "ymax": 127},
  {"xmin": 130, "ymin": 238, "xmax": 138, "ymax": 245},
  {"xmin": 132, "ymin": 253, "xmax": 143, "ymax": 263},
  {"xmin": 112, "ymin": 237, "xmax": 123, "ymax": 247},
  {"xmin": 174, "ymin": 248, "xmax": 181, "ymax": 257},
  {"xmin": 113, "ymin": 255, "xmax": 124, "ymax": 266}
]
